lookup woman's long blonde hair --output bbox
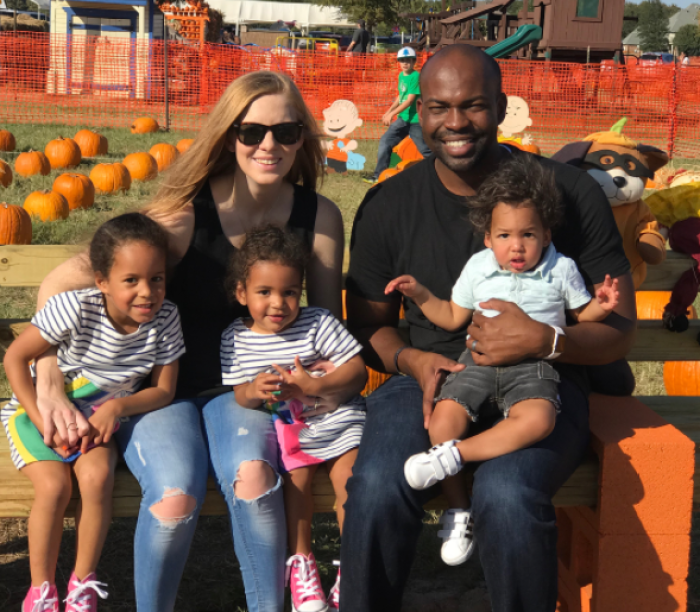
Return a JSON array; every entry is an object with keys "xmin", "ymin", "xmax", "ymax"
[{"xmin": 144, "ymin": 71, "xmax": 324, "ymax": 217}]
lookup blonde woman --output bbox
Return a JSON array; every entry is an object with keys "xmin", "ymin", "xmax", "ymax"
[{"xmin": 34, "ymin": 71, "xmax": 350, "ymax": 612}]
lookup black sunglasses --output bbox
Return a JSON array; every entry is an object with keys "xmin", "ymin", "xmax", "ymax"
[{"xmin": 233, "ymin": 122, "xmax": 305, "ymax": 146}]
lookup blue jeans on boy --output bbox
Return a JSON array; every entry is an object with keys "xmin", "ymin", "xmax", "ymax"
[
  {"xmin": 372, "ymin": 118, "xmax": 432, "ymax": 180},
  {"xmin": 340, "ymin": 374, "xmax": 590, "ymax": 612},
  {"xmin": 114, "ymin": 392, "xmax": 285, "ymax": 612}
]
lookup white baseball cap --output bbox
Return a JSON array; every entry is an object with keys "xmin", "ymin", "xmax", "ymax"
[{"xmin": 397, "ymin": 47, "xmax": 417, "ymax": 60}]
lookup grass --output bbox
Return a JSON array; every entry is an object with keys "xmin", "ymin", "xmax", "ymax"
[{"xmin": 0, "ymin": 123, "xmax": 698, "ymax": 610}]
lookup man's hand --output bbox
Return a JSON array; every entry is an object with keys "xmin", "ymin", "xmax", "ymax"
[
  {"xmin": 402, "ymin": 349, "xmax": 465, "ymax": 429},
  {"xmin": 467, "ymin": 300, "xmax": 553, "ymax": 366}
]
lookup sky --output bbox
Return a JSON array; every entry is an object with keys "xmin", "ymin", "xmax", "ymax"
[{"xmin": 664, "ymin": 0, "xmax": 699, "ymax": 8}]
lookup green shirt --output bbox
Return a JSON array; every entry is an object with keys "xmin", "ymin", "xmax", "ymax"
[{"xmin": 398, "ymin": 70, "xmax": 421, "ymax": 124}]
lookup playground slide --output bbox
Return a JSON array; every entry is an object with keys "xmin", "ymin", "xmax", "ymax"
[{"xmin": 484, "ymin": 25, "xmax": 542, "ymax": 59}]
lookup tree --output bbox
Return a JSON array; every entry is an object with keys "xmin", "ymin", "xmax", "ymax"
[
  {"xmin": 674, "ymin": 23, "xmax": 700, "ymax": 56},
  {"xmin": 624, "ymin": 1, "xmax": 680, "ymax": 44},
  {"xmin": 637, "ymin": 0, "xmax": 670, "ymax": 51}
]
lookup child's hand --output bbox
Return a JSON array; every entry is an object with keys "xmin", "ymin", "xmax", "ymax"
[
  {"xmin": 595, "ymin": 275, "xmax": 620, "ymax": 312},
  {"xmin": 385, "ymin": 275, "xmax": 426, "ymax": 300},
  {"xmin": 272, "ymin": 356, "xmax": 319, "ymax": 399},
  {"xmin": 382, "ymin": 112, "xmax": 393, "ymax": 126},
  {"xmin": 88, "ymin": 400, "xmax": 121, "ymax": 446},
  {"xmin": 250, "ymin": 373, "xmax": 284, "ymax": 402}
]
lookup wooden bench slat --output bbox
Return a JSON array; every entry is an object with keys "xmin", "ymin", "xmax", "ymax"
[
  {"xmin": 637, "ymin": 252, "xmax": 697, "ymax": 291},
  {"xmin": 0, "ymin": 245, "xmax": 84, "ymax": 287},
  {"xmin": 627, "ymin": 321, "xmax": 700, "ymax": 361}
]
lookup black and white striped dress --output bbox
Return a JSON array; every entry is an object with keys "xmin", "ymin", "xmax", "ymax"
[{"xmin": 221, "ymin": 307, "xmax": 366, "ymax": 469}]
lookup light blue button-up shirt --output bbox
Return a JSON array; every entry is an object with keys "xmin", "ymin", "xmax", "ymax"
[{"xmin": 451, "ymin": 243, "xmax": 592, "ymax": 328}]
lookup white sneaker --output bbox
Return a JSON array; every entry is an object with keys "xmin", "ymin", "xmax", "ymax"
[
  {"xmin": 403, "ymin": 440, "xmax": 463, "ymax": 490},
  {"xmin": 439, "ymin": 508, "xmax": 475, "ymax": 566}
]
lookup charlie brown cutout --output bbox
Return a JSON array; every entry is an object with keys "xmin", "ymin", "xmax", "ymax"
[
  {"xmin": 498, "ymin": 95, "xmax": 534, "ymax": 147},
  {"xmin": 322, "ymin": 100, "xmax": 366, "ymax": 174}
]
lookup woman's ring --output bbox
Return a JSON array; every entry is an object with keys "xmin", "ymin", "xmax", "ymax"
[
  {"xmin": 67, "ymin": 423, "xmax": 78, "ymax": 430},
  {"xmin": 314, "ymin": 398, "xmax": 319, "ymax": 410},
  {"xmin": 471, "ymin": 339, "xmax": 478, "ymax": 352}
]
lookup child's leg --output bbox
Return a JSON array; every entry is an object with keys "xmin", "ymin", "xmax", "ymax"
[
  {"xmin": 326, "ymin": 448, "xmax": 358, "ymax": 534},
  {"xmin": 22, "ymin": 461, "xmax": 73, "ymax": 586},
  {"xmin": 455, "ymin": 399, "xmax": 556, "ymax": 463},
  {"xmin": 429, "ymin": 399, "xmax": 472, "ymax": 510},
  {"xmin": 72, "ymin": 440, "xmax": 118, "ymax": 579},
  {"xmin": 284, "ymin": 464, "xmax": 319, "ymax": 556}
]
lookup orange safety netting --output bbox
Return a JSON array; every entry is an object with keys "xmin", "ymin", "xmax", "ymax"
[{"xmin": 2, "ymin": 32, "xmax": 700, "ymax": 159}]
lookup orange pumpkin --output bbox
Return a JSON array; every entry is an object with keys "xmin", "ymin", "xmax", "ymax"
[
  {"xmin": 0, "ymin": 159, "xmax": 12, "ymax": 187},
  {"xmin": 123, "ymin": 152, "xmax": 158, "ymax": 182},
  {"xmin": 663, "ymin": 361, "xmax": 700, "ymax": 396},
  {"xmin": 377, "ymin": 167, "xmax": 400, "ymax": 183},
  {"xmin": 635, "ymin": 291, "xmax": 697, "ymax": 320},
  {"xmin": 45, "ymin": 137, "xmax": 82, "ymax": 170},
  {"xmin": 131, "ymin": 117, "xmax": 159, "ymax": 134},
  {"xmin": 74, "ymin": 129, "xmax": 108, "ymax": 158},
  {"xmin": 0, "ymin": 202, "xmax": 32, "ymax": 244},
  {"xmin": 52, "ymin": 173, "xmax": 95, "ymax": 211},
  {"xmin": 149, "ymin": 143, "xmax": 179, "ymax": 172},
  {"xmin": 176, "ymin": 138, "xmax": 194, "ymax": 154},
  {"xmin": 23, "ymin": 190, "xmax": 69, "ymax": 222},
  {"xmin": 0, "ymin": 129, "xmax": 16, "ymax": 152},
  {"xmin": 15, "ymin": 151, "xmax": 51, "ymax": 177},
  {"xmin": 508, "ymin": 140, "xmax": 542, "ymax": 155},
  {"xmin": 89, "ymin": 163, "xmax": 131, "ymax": 194}
]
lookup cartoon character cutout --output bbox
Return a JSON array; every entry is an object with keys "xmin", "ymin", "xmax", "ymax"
[
  {"xmin": 322, "ymin": 100, "xmax": 365, "ymax": 174},
  {"xmin": 498, "ymin": 95, "xmax": 534, "ymax": 147}
]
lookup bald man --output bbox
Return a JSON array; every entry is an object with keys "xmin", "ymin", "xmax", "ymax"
[{"xmin": 342, "ymin": 45, "xmax": 636, "ymax": 612}]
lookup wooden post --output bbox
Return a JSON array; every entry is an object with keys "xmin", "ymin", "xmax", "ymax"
[{"xmin": 164, "ymin": 23, "xmax": 170, "ymax": 132}]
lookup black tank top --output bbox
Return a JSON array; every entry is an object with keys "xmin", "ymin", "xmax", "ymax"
[{"xmin": 167, "ymin": 182, "xmax": 318, "ymax": 399}]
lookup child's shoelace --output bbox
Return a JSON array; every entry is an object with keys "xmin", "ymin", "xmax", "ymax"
[
  {"xmin": 286, "ymin": 554, "xmax": 324, "ymax": 602},
  {"xmin": 64, "ymin": 578, "xmax": 108, "ymax": 612}
]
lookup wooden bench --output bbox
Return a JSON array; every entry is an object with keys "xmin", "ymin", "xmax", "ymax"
[{"xmin": 0, "ymin": 245, "xmax": 698, "ymax": 612}]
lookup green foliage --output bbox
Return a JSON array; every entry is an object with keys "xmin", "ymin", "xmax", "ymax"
[
  {"xmin": 624, "ymin": 1, "xmax": 680, "ymax": 44},
  {"xmin": 637, "ymin": 0, "xmax": 670, "ymax": 51},
  {"xmin": 674, "ymin": 23, "xmax": 700, "ymax": 56}
]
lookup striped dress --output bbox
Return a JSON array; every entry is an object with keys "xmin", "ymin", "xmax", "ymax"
[
  {"xmin": 221, "ymin": 307, "xmax": 366, "ymax": 471},
  {"xmin": 1, "ymin": 288, "xmax": 185, "ymax": 469}
]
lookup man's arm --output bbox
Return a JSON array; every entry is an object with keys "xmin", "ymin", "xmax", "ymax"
[
  {"xmin": 466, "ymin": 272, "xmax": 636, "ymax": 366},
  {"xmin": 346, "ymin": 292, "xmax": 464, "ymax": 428}
]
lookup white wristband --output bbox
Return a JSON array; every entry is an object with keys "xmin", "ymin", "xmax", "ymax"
[{"xmin": 544, "ymin": 325, "xmax": 565, "ymax": 360}]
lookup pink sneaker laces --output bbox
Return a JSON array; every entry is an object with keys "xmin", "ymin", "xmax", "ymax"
[
  {"xmin": 285, "ymin": 553, "xmax": 327, "ymax": 611},
  {"xmin": 64, "ymin": 575, "xmax": 108, "ymax": 612},
  {"xmin": 25, "ymin": 583, "xmax": 58, "ymax": 612}
]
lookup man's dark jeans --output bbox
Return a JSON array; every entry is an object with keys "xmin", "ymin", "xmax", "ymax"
[
  {"xmin": 340, "ymin": 373, "xmax": 590, "ymax": 612},
  {"xmin": 372, "ymin": 118, "xmax": 432, "ymax": 180}
]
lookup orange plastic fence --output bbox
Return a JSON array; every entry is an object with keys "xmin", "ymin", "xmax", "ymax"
[{"xmin": 3, "ymin": 32, "xmax": 700, "ymax": 158}]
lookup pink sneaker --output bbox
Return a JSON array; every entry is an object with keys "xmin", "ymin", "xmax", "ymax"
[
  {"xmin": 285, "ymin": 553, "xmax": 328, "ymax": 612},
  {"xmin": 327, "ymin": 560, "xmax": 340, "ymax": 611},
  {"xmin": 22, "ymin": 582, "xmax": 59, "ymax": 612},
  {"xmin": 63, "ymin": 572, "xmax": 108, "ymax": 612}
]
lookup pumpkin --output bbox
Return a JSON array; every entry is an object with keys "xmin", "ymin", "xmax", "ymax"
[
  {"xmin": 0, "ymin": 160, "xmax": 12, "ymax": 187},
  {"xmin": 131, "ymin": 117, "xmax": 159, "ymax": 134},
  {"xmin": 0, "ymin": 130, "xmax": 16, "ymax": 152},
  {"xmin": 0, "ymin": 202, "xmax": 32, "ymax": 244},
  {"xmin": 123, "ymin": 152, "xmax": 158, "ymax": 182},
  {"xmin": 377, "ymin": 167, "xmax": 400, "ymax": 183},
  {"xmin": 664, "ymin": 361, "xmax": 700, "ymax": 396},
  {"xmin": 45, "ymin": 137, "xmax": 82, "ymax": 170},
  {"xmin": 635, "ymin": 291, "xmax": 697, "ymax": 320},
  {"xmin": 149, "ymin": 143, "xmax": 179, "ymax": 172},
  {"xmin": 15, "ymin": 151, "xmax": 50, "ymax": 177},
  {"xmin": 89, "ymin": 163, "xmax": 131, "ymax": 194},
  {"xmin": 52, "ymin": 173, "xmax": 95, "ymax": 211},
  {"xmin": 23, "ymin": 190, "xmax": 69, "ymax": 222},
  {"xmin": 176, "ymin": 138, "xmax": 194, "ymax": 154},
  {"xmin": 74, "ymin": 129, "xmax": 108, "ymax": 158}
]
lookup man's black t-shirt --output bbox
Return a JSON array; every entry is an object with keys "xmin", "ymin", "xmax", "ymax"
[
  {"xmin": 351, "ymin": 28, "xmax": 370, "ymax": 53},
  {"xmin": 346, "ymin": 152, "xmax": 630, "ymax": 394}
]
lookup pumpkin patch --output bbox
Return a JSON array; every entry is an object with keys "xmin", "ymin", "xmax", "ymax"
[
  {"xmin": 149, "ymin": 143, "xmax": 179, "ymax": 172},
  {"xmin": 45, "ymin": 137, "xmax": 82, "ymax": 169},
  {"xmin": 0, "ymin": 130, "xmax": 16, "ymax": 152},
  {"xmin": 15, "ymin": 151, "xmax": 51, "ymax": 177},
  {"xmin": 53, "ymin": 173, "xmax": 95, "ymax": 211},
  {"xmin": 23, "ymin": 190, "xmax": 70, "ymax": 222},
  {"xmin": 131, "ymin": 117, "xmax": 159, "ymax": 134},
  {"xmin": 74, "ymin": 129, "xmax": 108, "ymax": 158},
  {"xmin": 177, "ymin": 138, "xmax": 194, "ymax": 154},
  {"xmin": 0, "ymin": 160, "xmax": 12, "ymax": 187},
  {"xmin": 0, "ymin": 202, "xmax": 32, "ymax": 244}
]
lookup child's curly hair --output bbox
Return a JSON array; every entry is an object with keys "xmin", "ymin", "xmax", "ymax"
[
  {"xmin": 227, "ymin": 224, "xmax": 311, "ymax": 294},
  {"xmin": 467, "ymin": 154, "xmax": 563, "ymax": 234}
]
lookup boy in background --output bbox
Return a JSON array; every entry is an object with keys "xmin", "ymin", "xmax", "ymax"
[{"xmin": 364, "ymin": 47, "xmax": 432, "ymax": 184}]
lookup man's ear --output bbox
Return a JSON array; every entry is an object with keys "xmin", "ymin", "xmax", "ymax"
[
  {"xmin": 496, "ymin": 92, "xmax": 508, "ymax": 125},
  {"xmin": 236, "ymin": 282, "xmax": 247, "ymax": 305}
]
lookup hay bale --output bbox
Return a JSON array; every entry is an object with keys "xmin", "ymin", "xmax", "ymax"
[{"xmin": 0, "ymin": 13, "xmax": 49, "ymax": 33}]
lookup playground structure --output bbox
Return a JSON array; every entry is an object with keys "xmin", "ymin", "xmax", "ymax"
[{"xmin": 407, "ymin": 0, "xmax": 626, "ymax": 62}]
